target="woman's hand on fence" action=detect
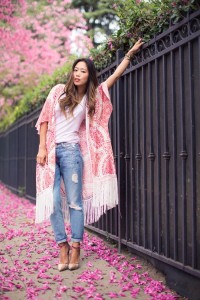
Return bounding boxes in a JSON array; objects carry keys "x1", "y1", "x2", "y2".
[
  {"x1": 127, "y1": 38, "x2": 144, "y2": 57},
  {"x1": 36, "y1": 147, "x2": 48, "y2": 166}
]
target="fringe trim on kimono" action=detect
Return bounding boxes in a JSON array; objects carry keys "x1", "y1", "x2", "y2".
[
  {"x1": 35, "y1": 186, "x2": 54, "y2": 223},
  {"x1": 83, "y1": 174, "x2": 118, "y2": 224},
  {"x1": 35, "y1": 175, "x2": 118, "y2": 225}
]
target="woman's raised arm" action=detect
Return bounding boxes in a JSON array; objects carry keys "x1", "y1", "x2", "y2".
[{"x1": 105, "y1": 38, "x2": 144, "y2": 89}]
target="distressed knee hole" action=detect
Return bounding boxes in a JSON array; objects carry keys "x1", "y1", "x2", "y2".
[
  {"x1": 72, "y1": 173, "x2": 78, "y2": 183},
  {"x1": 69, "y1": 204, "x2": 82, "y2": 210}
]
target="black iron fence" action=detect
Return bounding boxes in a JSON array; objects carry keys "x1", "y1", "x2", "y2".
[
  {"x1": 0, "y1": 108, "x2": 40, "y2": 201},
  {"x1": 0, "y1": 10, "x2": 200, "y2": 299}
]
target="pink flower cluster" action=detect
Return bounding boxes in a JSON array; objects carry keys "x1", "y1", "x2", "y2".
[{"x1": 0, "y1": 0, "x2": 93, "y2": 116}]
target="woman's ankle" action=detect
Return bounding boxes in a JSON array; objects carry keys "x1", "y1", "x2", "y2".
[
  {"x1": 58, "y1": 241, "x2": 70, "y2": 248},
  {"x1": 72, "y1": 242, "x2": 80, "y2": 248},
  {"x1": 59, "y1": 242, "x2": 70, "y2": 264}
]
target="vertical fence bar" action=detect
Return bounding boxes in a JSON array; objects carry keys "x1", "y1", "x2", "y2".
[
  {"x1": 16, "y1": 126, "x2": 19, "y2": 193},
  {"x1": 135, "y1": 68, "x2": 142, "y2": 246},
  {"x1": 148, "y1": 62, "x2": 155, "y2": 251},
  {"x1": 124, "y1": 75, "x2": 129, "y2": 241},
  {"x1": 162, "y1": 54, "x2": 170, "y2": 257},
  {"x1": 129, "y1": 72, "x2": 134, "y2": 242},
  {"x1": 123, "y1": 76, "x2": 129, "y2": 241},
  {"x1": 188, "y1": 41, "x2": 197, "y2": 268},
  {"x1": 142, "y1": 66, "x2": 147, "y2": 248},
  {"x1": 113, "y1": 81, "x2": 119, "y2": 237},
  {"x1": 116, "y1": 49, "x2": 124, "y2": 253},
  {"x1": 179, "y1": 46, "x2": 187, "y2": 265},
  {"x1": 24, "y1": 117, "x2": 27, "y2": 197},
  {"x1": 155, "y1": 58, "x2": 162, "y2": 254},
  {"x1": 171, "y1": 50, "x2": 178, "y2": 261},
  {"x1": 8, "y1": 133, "x2": 10, "y2": 187}
]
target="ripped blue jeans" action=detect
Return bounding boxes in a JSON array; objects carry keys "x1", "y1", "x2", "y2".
[{"x1": 50, "y1": 142, "x2": 84, "y2": 244}]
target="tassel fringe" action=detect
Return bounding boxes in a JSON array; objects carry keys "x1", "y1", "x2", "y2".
[
  {"x1": 83, "y1": 175, "x2": 119, "y2": 224},
  {"x1": 35, "y1": 186, "x2": 54, "y2": 223},
  {"x1": 35, "y1": 175, "x2": 118, "y2": 225}
]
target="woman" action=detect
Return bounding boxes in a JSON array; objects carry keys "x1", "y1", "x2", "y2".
[{"x1": 36, "y1": 39, "x2": 144, "y2": 272}]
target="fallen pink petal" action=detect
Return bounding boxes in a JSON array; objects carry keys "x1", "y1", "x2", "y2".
[{"x1": 0, "y1": 184, "x2": 182, "y2": 299}]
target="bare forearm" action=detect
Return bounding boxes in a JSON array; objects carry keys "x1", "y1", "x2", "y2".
[
  {"x1": 37, "y1": 122, "x2": 48, "y2": 165},
  {"x1": 106, "y1": 38, "x2": 144, "y2": 89},
  {"x1": 106, "y1": 54, "x2": 134, "y2": 89},
  {"x1": 113, "y1": 53, "x2": 134, "y2": 80},
  {"x1": 39, "y1": 122, "x2": 48, "y2": 149}
]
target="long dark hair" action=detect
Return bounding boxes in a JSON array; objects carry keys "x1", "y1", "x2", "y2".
[{"x1": 59, "y1": 58, "x2": 98, "y2": 118}]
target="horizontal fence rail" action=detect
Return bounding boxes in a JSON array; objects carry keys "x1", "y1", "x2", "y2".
[{"x1": 0, "y1": 10, "x2": 200, "y2": 299}]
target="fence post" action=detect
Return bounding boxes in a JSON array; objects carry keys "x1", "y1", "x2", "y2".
[
  {"x1": 116, "y1": 48, "x2": 124, "y2": 253},
  {"x1": 24, "y1": 115, "x2": 27, "y2": 198}
]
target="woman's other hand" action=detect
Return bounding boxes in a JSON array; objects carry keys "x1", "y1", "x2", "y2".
[{"x1": 36, "y1": 146, "x2": 48, "y2": 166}]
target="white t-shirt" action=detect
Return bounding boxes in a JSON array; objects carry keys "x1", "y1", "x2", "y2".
[{"x1": 55, "y1": 95, "x2": 86, "y2": 144}]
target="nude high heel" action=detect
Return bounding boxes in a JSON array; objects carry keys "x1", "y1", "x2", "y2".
[
  {"x1": 58, "y1": 242, "x2": 70, "y2": 272},
  {"x1": 68, "y1": 244, "x2": 80, "y2": 271}
]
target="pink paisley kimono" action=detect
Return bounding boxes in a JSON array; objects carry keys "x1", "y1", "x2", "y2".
[{"x1": 35, "y1": 82, "x2": 118, "y2": 224}]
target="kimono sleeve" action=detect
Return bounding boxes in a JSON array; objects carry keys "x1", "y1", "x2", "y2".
[
  {"x1": 98, "y1": 81, "x2": 111, "y2": 103},
  {"x1": 35, "y1": 85, "x2": 57, "y2": 134},
  {"x1": 95, "y1": 81, "x2": 113, "y2": 122}
]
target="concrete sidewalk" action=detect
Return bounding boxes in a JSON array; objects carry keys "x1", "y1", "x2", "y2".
[{"x1": 0, "y1": 184, "x2": 182, "y2": 300}]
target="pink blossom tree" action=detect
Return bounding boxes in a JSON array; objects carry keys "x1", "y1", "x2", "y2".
[{"x1": 0, "y1": 0, "x2": 92, "y2": 118}]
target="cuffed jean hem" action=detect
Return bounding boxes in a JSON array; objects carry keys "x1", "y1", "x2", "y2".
[
  {"x1": 57, "y1": 239, "x2": 67, "y2": 245},
  {"x1": 71, "y1": 238, "x2": 82, "y2": 242}
]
